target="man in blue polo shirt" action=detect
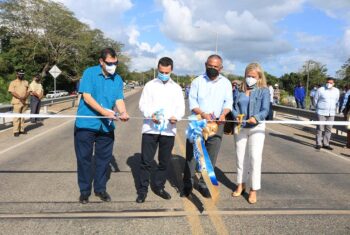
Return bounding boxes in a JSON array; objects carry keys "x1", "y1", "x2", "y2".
[{"x1": 75, "y1": 48, "x2": 129, "y2": 204}]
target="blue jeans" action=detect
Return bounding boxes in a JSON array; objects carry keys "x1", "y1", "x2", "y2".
[
  {"x1": 74, "y1": 128, "x2": 114, "y2": 195},
  {"x1": 295, "y1": 98, "x2": 305, "y2": 109}
]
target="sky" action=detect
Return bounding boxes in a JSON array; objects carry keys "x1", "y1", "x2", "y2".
[{"x1": 54, "y1": 0, "x2": 350, "y2": 77}]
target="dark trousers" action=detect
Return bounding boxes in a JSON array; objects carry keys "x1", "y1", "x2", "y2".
[
  {"x1": 30, "y1": 95, "x2": 41, "y2": 123},
  {"x1": 137, "y1": 134, "x2": 175, "y2": 195},
  {"x1": 183, "y1": 124, "x2": 224, "y2": 189},
  {"x1": 74, "y1": 128, "x2": 114, "y2": 196},
  {"x1": 295, "y1": 98, "x2": 305, "y2": 109}
]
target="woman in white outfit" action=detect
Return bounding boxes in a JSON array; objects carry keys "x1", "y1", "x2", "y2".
[{"x1": 231, "y1": 63, "x2": 270, "y2": 204}]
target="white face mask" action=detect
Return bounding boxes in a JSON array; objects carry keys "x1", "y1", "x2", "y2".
[
  {"x1": 326, "y1": 83, "x2": 333, "y2": 89},
  {"x1": 246, "y1": 76, "x2": 258, "y2": 87},
  {"x1": 105, "y1": 64, "x2": 117, "y2": 75}
]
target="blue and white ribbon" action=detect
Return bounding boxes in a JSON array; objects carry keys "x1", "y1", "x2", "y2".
[
  {"x1": 154, "y1": 109, "x2": 168, "y2": 132},
  {"x1": 186, "y1": 115, "x2": 219, "y2": 186}
]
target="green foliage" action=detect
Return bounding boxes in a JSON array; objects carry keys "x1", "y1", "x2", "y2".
[{"x1": 0, "y1": 0, "x2": 128, "y2": 102}]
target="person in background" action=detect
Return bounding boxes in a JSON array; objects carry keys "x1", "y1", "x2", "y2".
[
  {"x1": 29, "y1": 74, "x2": 44, "y2": 123},
  {"x1": 273, "y1": 84, "x2": 280, "y2": 104},
  {"x1": 267, "y1": 82, "x2": 274, "y2": 120},
  {"x1": 294, "y1": 82, "x2": 306, "y2": 109},
  {"x1": 185, "y1": 85, "x2": 190, "y2": 99},
  {"x1": 309, "y1": 85, "x2": 319, "y2": 110},
  {"x1": 232, "y1": 81, "x2": 239, "y2": 101},
  {"x1": 342, "y1": 96, "x2": 350, "y2": 148},
  {"x1": 136, "y1": 57, "x2": 185, "y2": 203},
  {"x1": 340, "y1": 85, "x2": 350, "y2": 114},
  {"x1": 8, "y1": 69, "x2": 29, "y2": 137},
  {"x1": 231, "y1": 62, "x2": 270, "y2": 204},
  {"x1": 314, "y1": 77, "x2": 340, "y2": 150}
]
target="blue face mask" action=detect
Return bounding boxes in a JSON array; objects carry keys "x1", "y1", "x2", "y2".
[{"x1": 158, "y1": 72, "x2": 170, "y2": 82}]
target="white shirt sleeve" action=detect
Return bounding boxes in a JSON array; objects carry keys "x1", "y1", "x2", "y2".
[{"x1": 139, "y1": 83, "x2": 153, "y2": 117}]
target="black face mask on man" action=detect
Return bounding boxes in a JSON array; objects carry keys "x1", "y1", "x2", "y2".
[
  {"x1": 18, "y1": 74, "x2": 24, "y2": 80},
  {"x1": 206, "y1": 67, "x2": 219, "y2": 79}
]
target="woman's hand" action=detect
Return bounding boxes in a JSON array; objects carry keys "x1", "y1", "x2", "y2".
[{"x1": 247, "y1": 116, "x2": 257, "y2": 124}]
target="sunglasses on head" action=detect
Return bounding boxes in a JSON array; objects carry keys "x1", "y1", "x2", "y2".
[{"x1": 104, "y1": 60, "x2": 118, "y2": 66}]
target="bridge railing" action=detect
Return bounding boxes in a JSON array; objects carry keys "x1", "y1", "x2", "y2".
[
  {"x1": 272, "y1": 104, "x2": 347, "y2": 133},
  {"x1": 0, "y1": 95, "x2": 78, "y2": 124}
]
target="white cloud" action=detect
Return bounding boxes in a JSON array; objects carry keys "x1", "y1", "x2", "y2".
[
  {"x1": 296, "y1": 32, "x2": 324, "y2": 44},
  {"x1": 53, "y1": 0, "x2": 133, "y2": 39},
  {"x1": 342, "y1": 29, "x2": 350, "y2": 56}
]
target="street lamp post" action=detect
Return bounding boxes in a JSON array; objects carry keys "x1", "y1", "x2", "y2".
[
  {"x1": 306, "y1": 61, "x2": 314, "y2": 99},
  {"x1": 215, "y1": 31, "x2": 218, "y2": 54}
]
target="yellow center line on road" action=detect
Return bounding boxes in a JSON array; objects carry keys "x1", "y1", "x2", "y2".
[
  {"x1": 175, "y1": 132, "x2": 229, "y2": 235},
  {"x1": 175, "y1": 133, "x2": 205, "y2": 235}
]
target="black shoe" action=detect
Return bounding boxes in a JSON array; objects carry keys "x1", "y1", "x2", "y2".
[
  {"x1": 14, "y1": 133, "x2": 20, "y2": 137},
  {"x1": 79, "y1": 194, "x2": 89, "y2": 204},
  {"x1": 198, "y1": 187, "x2": 211, "y2": 198},
  {"x1": 323, "y1": 145, "x2": 333, "y2": 150},
  {"x1": 20, "y1": 131, "x2": 27, "y2": 134},
  {"x1": 315, "y1": 145, "x2": 321, "y2": 150},
  {"x1": 136, "y1": 194, "x2": 147, "y2": 203},
  {"x1": 153, "y1": 189, "x2": 171, "y2": 200},
  {"x1": 180, "y1": 187, "x2": 192, "y2": 197},
  {"x1": 95, "y1": 191, "x2": 111, "y2": 202}
]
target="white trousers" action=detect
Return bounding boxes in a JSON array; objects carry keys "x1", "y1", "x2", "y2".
[{"x1": 234, "y1": 123, "x2": 265, "y2": 190}]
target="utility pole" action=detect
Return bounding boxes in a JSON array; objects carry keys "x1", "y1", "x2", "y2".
[{"x1": 215, "y1": 31, "x2": 218, "y2": 54}]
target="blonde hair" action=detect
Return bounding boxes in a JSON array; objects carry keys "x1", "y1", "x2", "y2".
[{"x1": 241, "y1": 62, "x2": 267, "y2": 92}]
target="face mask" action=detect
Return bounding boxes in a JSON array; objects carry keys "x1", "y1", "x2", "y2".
[
  {"x1": 246, "y1": 76, "x2": 258, "y2": 88},
  {"x1": 105, "y1": 64, "x2": 117, "y2": 75},
  {"x1": 18, "y1": 75, "x2": 24, "y2": 80},
  {"x1": 206, "y1": 67, "x2": 219, "y2": 79},
  {"x1": 158, "y1": 72, "x2": 170, "y2": 82},
  {"x1": 326, "y1": 83, "x2": 333, "y2": 89}
]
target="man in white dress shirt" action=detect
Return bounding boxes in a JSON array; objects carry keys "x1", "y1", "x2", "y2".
[{"x1": 136, "y1": 57, "x2": 185, "y2": 203}]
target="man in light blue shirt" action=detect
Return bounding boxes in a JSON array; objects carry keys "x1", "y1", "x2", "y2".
[
  {"x1": 182, "y1": 54, "x2": 233, "y2": 198},
  {"x1": 314, "y1": 77, "x2": 339, "y2": 150}
]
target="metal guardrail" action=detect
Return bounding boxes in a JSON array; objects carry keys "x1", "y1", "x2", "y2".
[
  {"x1": 272, "y1": 104, "x2": 347, "y2": 132},
  {"x1": 0, "y1": 95, "x2": 78, "y2": 124}
]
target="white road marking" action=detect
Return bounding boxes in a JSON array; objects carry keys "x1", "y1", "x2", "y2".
[
  {"x1": 266, "y1": 127, "x2": 350, "y2": 163},
  {"x1": 0, "y1": 119, "x2": 73, "y2": 157}
]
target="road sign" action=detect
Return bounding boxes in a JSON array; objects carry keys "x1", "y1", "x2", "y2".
[
  {"x1": 49, "y1": 65, "x2": 62, "y2": 79},
  {"x1": 49, "y1": 65, "x2": 62, "y2": 95}
]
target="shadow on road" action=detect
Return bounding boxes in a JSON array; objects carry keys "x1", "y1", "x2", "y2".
[
  {"x1": 167, "y1": 154, "x2": 185, "y2": 194},
  {"x1": 269, "y1": 132, "x2": 314, "y2": 148},
  {"x1": 215, "y1": 167, "x2": 235, "y2": 192},
  {"x1": 126, "y1": 153, "x2": 142, "y2": 192}
]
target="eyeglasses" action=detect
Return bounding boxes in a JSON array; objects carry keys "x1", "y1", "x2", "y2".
[{"x1": 104, "y1": 60, "x2": 118, "y2": 66}]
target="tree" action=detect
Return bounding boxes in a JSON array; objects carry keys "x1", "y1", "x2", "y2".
[{"x1": 0, "y1": 0, "x2": 128, "y2": 102}]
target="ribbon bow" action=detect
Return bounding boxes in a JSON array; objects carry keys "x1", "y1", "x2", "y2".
[{"x1": 186, "y1": 115, "x2": 219, "y2": 201}]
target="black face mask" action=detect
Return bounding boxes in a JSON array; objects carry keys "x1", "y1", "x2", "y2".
[
  {"x1": 206, "y1": 67, "x2": 219, "y2": 79},
  {"x1": 18, "y1": 75, "x2": 24, "y2": 80}
]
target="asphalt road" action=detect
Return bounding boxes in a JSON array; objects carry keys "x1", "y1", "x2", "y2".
[{"x1": 0, "y1": 88, "x2": 349, "y2": 235}]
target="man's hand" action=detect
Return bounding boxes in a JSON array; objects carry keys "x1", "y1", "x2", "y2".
[
  {"x1": 247, "y1": 116, "x2": 257, "y2": 124},
  {"x1": 102, "y1": 109, "x2": 117, "y2": 120},
  {"x1": 119, "y1": 112, "x2": 129, "y2": 122},
  {"x1": 152, "y1": 113, "x2": 160, "y2": 124},
  {"x1": 169, "y1": 116, "x2": 177, "y2": 124},
  {"x1": 200, "y1": 112, "x2": 213, "y2": 121}
]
